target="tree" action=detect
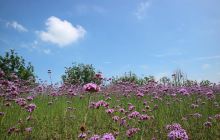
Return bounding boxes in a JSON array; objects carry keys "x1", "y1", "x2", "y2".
[
  {"x1": 160, "y1": 76, "x2": 170, "y2": 85},
  {"x1": 172, "y1": 69, "x2": 187, "y2": 86},
  {"x1": 111, "y1": 71, "x2": 151, "y2": 85},
  {"x1": 62, "y1": 63, "x2": 102, "y2": 85},
  {"x1": 0, "y1": 49, "x2": 35, "y2": 81},
  {"x1": 200, "y1": 80, "x2": 212, "y2": 87}
]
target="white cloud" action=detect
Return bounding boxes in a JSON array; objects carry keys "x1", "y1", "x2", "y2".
[
  {"x1": 38, "y1": 16, "x2": 86, "y2": 47},
  {"x1": 6, "y1": 21, "x2": 28, "y2": 32},
  {"x1": 134, "y1": 1, "x2": 151, "y2": 20}
]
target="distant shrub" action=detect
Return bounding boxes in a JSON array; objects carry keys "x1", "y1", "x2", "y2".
[
  {"x1": 0, "y1": 49, "x2": 35, "y2": 82},
  {"x1": 62, "y1": 63, "x2": 102, "y2": 85},
  {"x1": 111, "y1": 71, "x2": 155, "y2": 85}
]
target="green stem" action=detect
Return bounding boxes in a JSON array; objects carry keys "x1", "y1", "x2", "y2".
[{"x1": 83, "y1": 93, "x2": 91, "y2": 125}]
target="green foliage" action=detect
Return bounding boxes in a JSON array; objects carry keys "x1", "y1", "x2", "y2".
[
  {"x1": 0, "y1": 94, "x2": 219, "y2": 139},
  {"x1": 0, "y1": 49, "x2": 35, "y2": 81},
  {"x1": 200, "y1": 80, "x2": 212, "y2": 87},
  {"x1": 62, "y1": 63, "x2": 101, "y2": 85},
  {"x1": 111, "y1": 71, "x2": 155, "y2": 85},
  {"x1": 159, "y1": 76, "x2": 171, "y2": 85}
]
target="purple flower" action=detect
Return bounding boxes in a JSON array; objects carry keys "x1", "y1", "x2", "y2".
[
  {"x1": 95, "y1": 73, "x2": 103, "y2": 80},
  {"x1": 78, "y1": 133, "x2": 87, "y2": 139},
  {"x1": 26, "y1": 103, "x2": 36, "y2": 112},
  {"x1": 168, "y1": 129, "x2": 188, "y2": 140},
  {"x1": 126, "y1": 128, "x2": 140, "y2": 138},
  {"x1": 139, "y1": 114, "x2": 150, "y2": 120},
  {"x1": 0, "y1": 112, "x2": 5, "y2": 116},
  {"x1": 106, "y1": 109, "x2": 114, "y2": 114},
  {"x1": 27, "y1": 96, "x2": 34, "y2": 101},
  {"x1": 128, "y1": 111, "x2": 140, "y2": 119},
  {"x1": 89, "y1": 135, "x2": 100, "y2": 140},
  {"x1": 166, "y1": 123, "x2": 182, "y2": 131},
  {"x1": 128, "y1": 105, "x2": 135, "y2": 111},
  {"x1": 95, "y1": 100, "x2": 109, "y2": 108},
  {"x1": 120, "y1": 117, "x2": 127, "y2": 126},
  {"x1": 204, "y1": 121, "x2": 212, "y2": 128},
  {"x1": 25, "y1": 127, "x2": 32, "y2": 132},
  {"x1": 112, "y1": 116, "x2": 120, "y2": 122},
  {"x1": 15, "y1": 98, "x2": 27, "y2": 107},
  {"x1": 136, "y1": 91, "x2": 144, "y2": 97},
  {"x1": 101, "y1": 133, "x2": 115, "y2": 140},
  {"x1": 166, "y1": 123, "x2": 188, "y2": 140},
  {"x1": 118, "y1": 108, "x2": 125, "y2": 113},
  {"x1": 178, "y1": 88, "x2": 189, "y2": 96},
  {"x1": 51, "y1": 92, "x2": 58, "y2": 96},
  {"x1": 68, "y1": 88, "x2": 76, "y2": 96},
  {"x1": 83, "y1": 83, "x2": 100, "y2": 92}
]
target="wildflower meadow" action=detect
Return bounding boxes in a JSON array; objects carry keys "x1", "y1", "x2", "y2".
[{"x1": 0, "y1": 67, "x2": 220, "y2": 140}]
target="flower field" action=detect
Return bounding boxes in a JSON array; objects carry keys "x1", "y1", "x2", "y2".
[{"x1": 0, "y1": 72, "x2": 220, "y2": 140}]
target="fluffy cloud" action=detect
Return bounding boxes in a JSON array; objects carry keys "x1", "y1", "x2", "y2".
[
  {"x1": 6, "y1": 21, "x2": 28, "y2": 32},
  {"x1": 38, "y1": 16, "x2": 86, "y2": 47}
]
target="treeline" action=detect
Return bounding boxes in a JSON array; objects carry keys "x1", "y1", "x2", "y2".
[{"x1": 0, "y1": 50, "x2": 214, "y2": 87}]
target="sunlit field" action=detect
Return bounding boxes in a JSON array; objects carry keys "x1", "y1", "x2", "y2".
[
  {"x1": 1, "y1": 76, "x2": 220, "y2": 140},
  {"x1": 1, "y1": 1, "x2": 220, "y2": 139}
]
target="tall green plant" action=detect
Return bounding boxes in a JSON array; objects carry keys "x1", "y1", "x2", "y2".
[
  {"x1": 0, "y1": 49, "x2": 35, "y2": 81},
  {"x1": 62, "y1": 63, "x2": 102, "y2": 85}
]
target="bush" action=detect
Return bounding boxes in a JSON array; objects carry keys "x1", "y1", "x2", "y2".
[
  {"x1": 62, "y1": 63, "x2": 102, "y2": 85},
  {"x1": 0, "y1": 49, "x2": 35, "y2": 81},
  {"x1": 111, "y1": 71, "x2": 155, "y2": 85}
]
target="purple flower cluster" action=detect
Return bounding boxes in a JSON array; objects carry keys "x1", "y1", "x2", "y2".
[
  {"x1": 166, "y1": 123, "x2": 188, "y2": 140},
  {"x1": 126, "y1": 128, "x2": 140, "y2": 137},
  {"x1": 178, "y1": 88, "x2": 189, "y2": 96},
  {"x1": 106, "y1": 109, "x2": 114, "y2": 114},
  {"x1": 128, "y1": 111, "x2": 140, "y2": 119},
  {"x1": 92, "y1": 100, "x2": 109, "y2": 109},
  {"x1": 101, "y1": 133, "x2": 115, "y2": 140},
  {"x1": 112, "y1": 116, "x2": 120, "y2": 122},
  {"x1": 83, "y1": 83, "x2": 100, "y2": 92},
  {"x1": 89, "y1": 134, "x2": 100, "y2": 140},
  {"x1": 139, "y1": 114, "x2": 150, "y2": 120},
  {"x1": 26, "y1": 103, "x2": 37, "y2": 112},
  {"x1": 27, "y1": 96, "x2": 34, "y2": 101},
  {"x1": 128, "y1": 104, "x2": 135, "y2": 111},
  {"x1": 136, "y1": 91, "x2": 144, "y2": 97},
  {"x1": 166, "y1": 123, "x2": 182, "y2": 131},
  {"x1": 89, "y1": 133, "x2": 115, "y2": 140},
  {"x1": 15, "y1": 98, "x2": 27, "y2": 107}
]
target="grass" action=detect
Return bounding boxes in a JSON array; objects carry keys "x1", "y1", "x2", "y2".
[{"x1": 0, "y1": 93, "x2": 220, "y2": 140}]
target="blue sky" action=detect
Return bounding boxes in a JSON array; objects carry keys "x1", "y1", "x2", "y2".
[{"x1": 0, "y1": 0, "x2": 220, "y2": 83}]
